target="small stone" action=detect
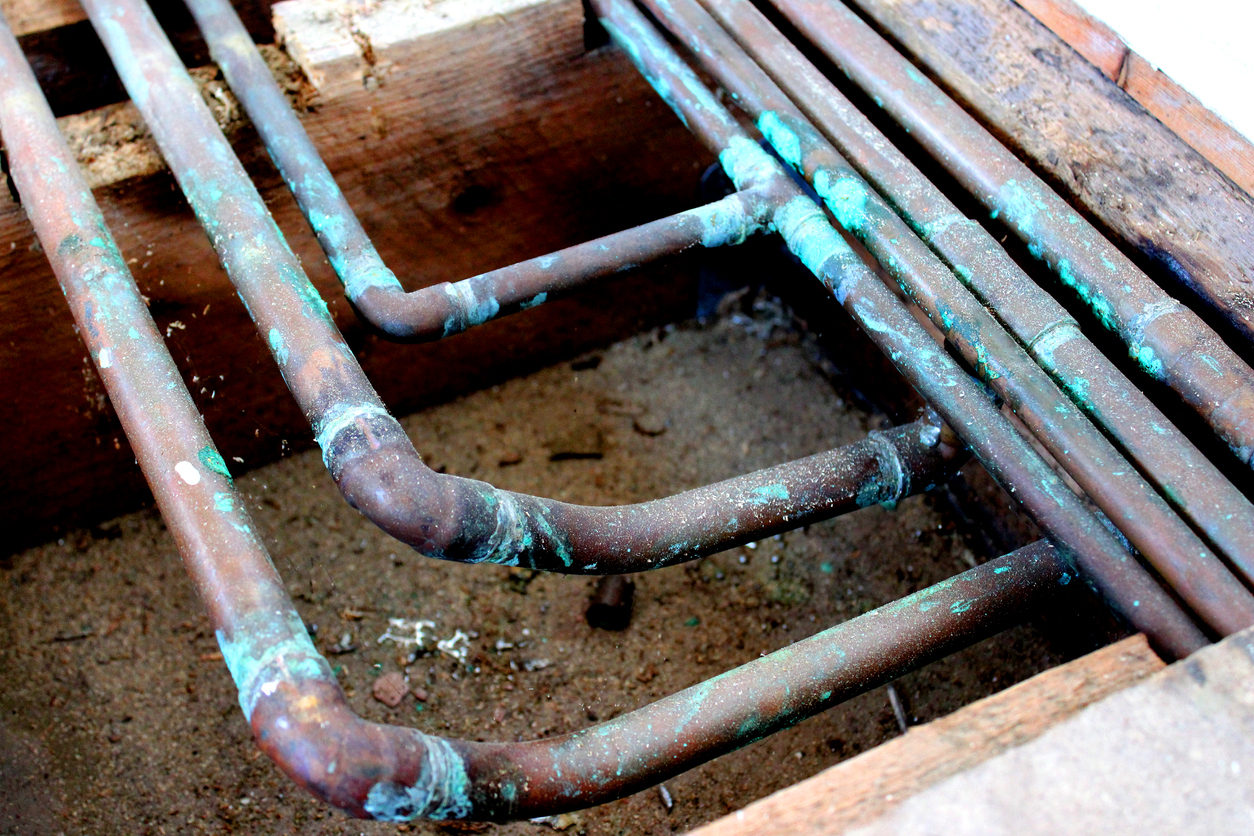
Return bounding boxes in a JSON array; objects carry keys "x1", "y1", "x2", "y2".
[
  {"x1": 372, "y1": 671, "x2": 407, "y2": 708},
  {"x1": 498, "y1": 450, "x2": 523, "y2": 466},
  {"x1": 632, "y1": 412, "x2": 667, "y2": 436},
  {"x1": 493, "y1": 705, "x2": 507, "y2": 724},
  {"x1": 412, "y1": 686, "x2": 429, "y2": 702}
]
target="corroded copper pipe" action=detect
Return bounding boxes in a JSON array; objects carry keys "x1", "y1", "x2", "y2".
[
  {"x1": 636, "y1": 0, "x2": 1254, "y2": 636},
  {"x1": 591, "y1": 0, "x2": 1204, "y2": 658},
  {"x1": 183, "y1": 0, "x2": 773, "y2": 342},
  {"x1": 82, "y1": 0, "x2": 1200, "y2": 654},
  {"x1": 698, "y1": 0, "x2": 1254, "y2": 592},
  {"x1": 0, "y1": 15, "x2": 1080, "y2": 819},
  {"x1": 774, "y1": 0, "x2": 1254, "y2": 467},
  {"x1": 78, "y1": 0, "x2": 965, "y2": 574},
  {"x1": 253, "y1": 541, "x2": 1071, "y2": 820}
]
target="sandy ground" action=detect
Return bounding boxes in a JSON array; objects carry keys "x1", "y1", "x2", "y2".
[{"x1": 0, "y1": 297, "x2": 1101, "y2": 835}]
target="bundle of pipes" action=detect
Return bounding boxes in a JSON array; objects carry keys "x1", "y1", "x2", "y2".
[{"x1": 0, "y1": 0, "x2": 1250, "y2": 822}]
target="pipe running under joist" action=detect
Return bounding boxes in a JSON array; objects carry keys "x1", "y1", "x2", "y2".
[{"x1": 1, "y1": 6, "x2": 1077, "y2": 820}]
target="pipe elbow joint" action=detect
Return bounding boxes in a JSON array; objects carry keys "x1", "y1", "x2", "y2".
[{"x1": 249, "y1": 675, "x2": 477, "y2": 821}]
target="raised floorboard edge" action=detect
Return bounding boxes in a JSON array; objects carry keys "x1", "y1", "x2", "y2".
[
  {"x1": 0, "y1": 0, "x2": 715, "y2": 549},
  {"x1": 1012, "y1": 0, "x2": 1254, "y2": 198},
  {"x1": 685, "y1": 633, "x2": 1163, "y2": 836},
  {"x1": 846, "y1": 0, "x2": 1254, "y2": 348}
]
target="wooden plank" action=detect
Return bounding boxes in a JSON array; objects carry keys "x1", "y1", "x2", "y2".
[
  {"x1": 847, "y1": 0, "x2": 1254, "y2": 346},
  {"x1": 1118, "y1": 51, "x2": 1254, "y2": 199},
  {"x1": 1012, "y1": 0, "x2": 1254, "y2": 198},
  {"x1": 0, "y1": 0, "x2": 714, "y2": 549},
  {"x1": 1011, "y1": 0, "x2": 1125, "y2": 81},
  {"x1": 686, "y1": 634, "x2": 1163, "y2": 836},
  {"x1": 0, "y1": 0, "x2": 83, "y2": 37}
]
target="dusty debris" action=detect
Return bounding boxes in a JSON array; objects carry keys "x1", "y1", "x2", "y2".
[
  {"x1": 547, "y1": 423, "x2": 605, "y2": 460},
  {"x1": 377, "y1": 618, "x2": 436, "y2": 647},
  {"x1": 530, "y1": 812, "x2": 581, "y2": 830},
  {"x1": 632, "y1": 412, "x2": 668, "y2": 436},
  {"x1": 327, "y1": 632, "x2": 356, "y2": 655}
]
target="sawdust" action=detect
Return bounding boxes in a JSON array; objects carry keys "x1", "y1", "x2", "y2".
[{"x1": 54, "y1": 44, "x2": 320, "y2": 189}]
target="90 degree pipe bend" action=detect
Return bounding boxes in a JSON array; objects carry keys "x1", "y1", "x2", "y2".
[
  {"x1": 321, "y1": 406, "x2": 967, "y2": 573},
  {"x1": 230, "y1": 542, "x2": 1068, "y2": 822}
]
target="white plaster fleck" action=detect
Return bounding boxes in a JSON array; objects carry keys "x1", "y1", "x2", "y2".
[{"x1": 175, "y1": 461, "x2": 201, "y2": 485}]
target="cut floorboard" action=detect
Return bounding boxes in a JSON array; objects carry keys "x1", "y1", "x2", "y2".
[{"x1": 686, "y1": 633, "x2": 1163, "y2": 836}]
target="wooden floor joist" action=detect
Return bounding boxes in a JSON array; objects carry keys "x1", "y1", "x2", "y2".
[
  {"x1": 848, "y1": 0, "x2": 1254, "y2": 347},
  {"x1": 0, "y1": 0, "x2": 712, "y2": 549}
]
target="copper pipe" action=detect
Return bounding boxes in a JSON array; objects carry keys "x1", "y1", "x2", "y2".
[
  {"x1": 77, "y1": 0, "x2": 964, "y2": 575},
  {"x1": 696, "y1": 0, "x2": 1254, "y2": 593},
  {"x1": 634, "y1": 0, "x2": 1254, "y2": 635},
  {"x1": 774, "y1": 0, "x2": 1254, "y2": 467},
  {"x1": 82, "y1": 0, "x2": 1199, "y2": 652},
  {"x1": 589, "y1": 0, "x2": 1205, "y2": 658},
  {"x1": 0, "y1": 15, "x2": 1082, "y2": 819},
  {"x1": 183, "y1": 0, "x2": 774, "y2": 342}
]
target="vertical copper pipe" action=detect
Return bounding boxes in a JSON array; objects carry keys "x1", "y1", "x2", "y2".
[
  {"x1": 774, "y1": 0, "x2": 1254, "y2": 467},
  {"x1": 696, "y1": 0, "x2": 1254, "y2": 590}
]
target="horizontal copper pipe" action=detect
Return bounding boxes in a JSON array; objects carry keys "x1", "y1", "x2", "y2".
[
  {"x1": 775, "y1": 0, "x2": 1254, "y2": 467},
  {"x1": 184, "y1": 0, "x2": 775, "y2": 342}
]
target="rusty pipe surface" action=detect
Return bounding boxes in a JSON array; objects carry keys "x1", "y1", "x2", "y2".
[
  {"x1": 774, "y1": 0, "x2": 1254, "y2": 467},
  {"x1": 0, "y1": 15, "x2": 1080, "y2": 819},
  {"x1": 183, "y1": 0, "x2": 772, "y2": 343},
  {"x1": 78, "y1": 0, "x2": 967, "y2": 574},
  {"x1": 636, "y1": 0, "x2": 1254, "y2": 635},
  {"x1": 592, "y1": 0, "x2": 1205, "y2": 658},
  {"x1": 697, "y1": 0, "x2": 1254, "y2": 592}
]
